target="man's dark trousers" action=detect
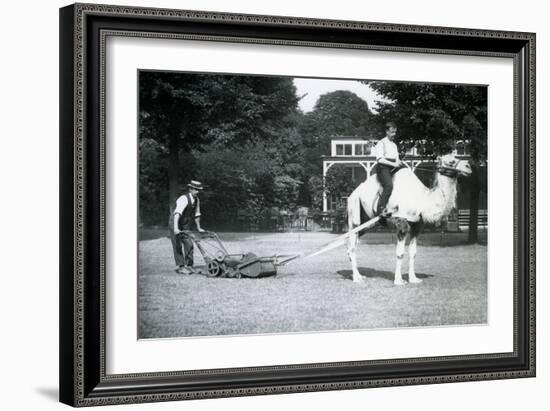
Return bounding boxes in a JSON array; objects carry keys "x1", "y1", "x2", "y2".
[
  {"x1": 169, "y1": 213, "x2": 194, "y2": 267},
  {"x1": 377, "y1": 164, "x2": 394, "y2": 215},
  {"x1": 170, "y1": 193, "x2": 199, "y2": 267},
  {"x1": 170, "y1": 231, "x2": 194, "y2": 267}
]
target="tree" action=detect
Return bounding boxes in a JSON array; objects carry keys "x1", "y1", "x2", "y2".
[
  {"x1": 139, "y1": 138, "x2": 168, "y2": 226},
  {"x1": 139, "y1": 72, "x2": 299, "y2": 198},
  {"x1": 366, "y1": 82, "x2": 487, "y2": 243},
  {"x1": 307, "y1": 175, "x2": 325, "y2": 212},
  {"x1": 324, "y1": 166, "x2": 356, "y2": 208},
  {"x1": 296, "y1": 90, "x2": 375, "y2": 210},
  {"x1": 299, "y1": 90, "x2": 375, "y2": 157},
  {"x1": 139, "y1": 72, "x2": 300, "y2": 225},
  {"x1": 272, "y1": 175, "x2": 302, "y2": 211}
]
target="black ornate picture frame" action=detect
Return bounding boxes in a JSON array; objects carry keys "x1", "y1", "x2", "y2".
[{"x1": 59, "y1": 3, "x2": 535, "y2": 407}]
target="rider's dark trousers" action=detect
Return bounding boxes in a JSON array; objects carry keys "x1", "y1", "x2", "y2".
[{"x1": 377, "y1": 164, "x2": 394, "y2": 214}]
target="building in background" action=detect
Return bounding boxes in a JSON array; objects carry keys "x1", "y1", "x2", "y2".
[{"x1": 321, "y1": 136, "x2": 487, "y2": 229}]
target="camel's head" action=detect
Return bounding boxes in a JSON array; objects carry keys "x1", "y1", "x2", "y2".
[{"x1": 437, "y1": 154, "x2": 472, "y2": 177}]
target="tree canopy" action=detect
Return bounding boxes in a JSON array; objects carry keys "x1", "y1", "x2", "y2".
[
  {"x1": 299, "y1": 90, "x2": 374, "y2": 148},
  {"x1": 366, "y1": 82, "x2": 487, "y2": 160},
  {"x1": 140, "y1": 72, "x2": 299, "y2": 149},
  {"x1": 297, "y1": 90, "x2": 374, "y2": 177},
  {"x1": 139, "y1": 71, "x2": 303, "y2": 226},
  {"x1": 138, "y1": 74, "x2": 487, "y2": 239}
]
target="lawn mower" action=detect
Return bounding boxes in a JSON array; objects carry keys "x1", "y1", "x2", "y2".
[{"x1": 178, "y1": 231, "x2": 300, "y2": 278}]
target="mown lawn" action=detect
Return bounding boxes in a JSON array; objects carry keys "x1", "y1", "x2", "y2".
[{"x1": 138, "y1": 232, "x2": 487, "y2": 338}]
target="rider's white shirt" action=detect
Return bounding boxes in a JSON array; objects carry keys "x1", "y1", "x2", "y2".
[{"x1": 374, "y1": 137, "x2": 399, "y2": 161}]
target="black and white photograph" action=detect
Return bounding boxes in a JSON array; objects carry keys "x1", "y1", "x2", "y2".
[
  {"x1": 137, "y1": 71, "x2": 488, "y2": 339},
  {"x1": 47, "y1": 0, "x2": 540, "y2": 409}
]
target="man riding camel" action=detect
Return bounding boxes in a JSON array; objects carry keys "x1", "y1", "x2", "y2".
[
  {"x1": 373, "y1": 121, "x2": 403, "y2": 222},
  {"x1": 170, "y1": 180, "x2": 206, "y2": 275}
]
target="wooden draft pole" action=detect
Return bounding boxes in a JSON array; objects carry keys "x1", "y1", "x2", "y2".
[{"x1": 304, "y1": 217, "x2": 381, "y2": 259}]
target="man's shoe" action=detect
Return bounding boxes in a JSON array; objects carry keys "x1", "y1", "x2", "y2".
[{"x1": 176, "y1": 266, "x2": 194, "y2": 275}]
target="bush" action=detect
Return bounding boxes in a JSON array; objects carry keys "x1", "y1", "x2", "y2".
[
  {"x1": 324, "y1": 166, "x2": 355, "y2": 200},
  {"x1": 139, "y1": 138, "x2": 168, "y2": 226}
]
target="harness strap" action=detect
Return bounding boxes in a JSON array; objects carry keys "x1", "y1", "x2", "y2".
[
  {"x1": 412, "y1": 165, "x2": 460, "y2": 178},
  {"x1": 437, "y1": 166, "x2": 460, "y2": 178}
]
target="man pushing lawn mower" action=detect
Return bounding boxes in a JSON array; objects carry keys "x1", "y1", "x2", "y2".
[
  {"x1": 170, "y1": 180, "x2": 206, "y2": 275},
  {"x1": 168, "y1": 179, "x2": 297, "y2": 279}
]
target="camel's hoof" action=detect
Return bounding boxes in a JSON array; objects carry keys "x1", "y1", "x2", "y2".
[
  {"x1": 409, "y1": 277, "x2": 422, "y2": 284},
  {"x1": 394, "y1": 279, "x2": 407, "y2": 286},
  {"x1": 353, "y1": 275, "x2": 365, "y2": 284}
]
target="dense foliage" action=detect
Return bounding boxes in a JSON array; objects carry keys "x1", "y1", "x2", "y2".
[
  {"x1": 298, "y1": 90, "x2": 374, "y2": 174},
  {"x1": 366, "y1": 82, "x2": 487, "y2": 160},
  {"x1": 139, "y1": 72, "x2": 486, "y2": 239},
  {"x1": 139, "y1": 71, "x2": 301, "y2": 227},
  {"x1": 139, "y1": 74, "x2": 376, "y2": 227},
  {"x1": 324, "y1": 166, "x2": 356, "y2": 208}
]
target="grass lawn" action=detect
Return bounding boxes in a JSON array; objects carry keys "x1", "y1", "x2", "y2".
[{"x1": 138, "y1": 231, "x2": 487, "y2": 339}]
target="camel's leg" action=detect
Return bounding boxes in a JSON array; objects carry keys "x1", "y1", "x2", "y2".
[
  {"x1": 408, "y1": 222, "x2": 423, "y2": 283},
  {"x1": 408, "y1": 236, "x2": 422, "y2": 283},
  {"x1": 394, "y1": 238, "x2": 407, "y2": 285},
  {"x1": 394, "y1": 219, "x2": 409, "y2": 286},
  {"x1": 347, "y1": 230, "x2": 364, "y2": 283}
]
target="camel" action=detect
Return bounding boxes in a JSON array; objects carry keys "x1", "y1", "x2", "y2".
[{"x1": 346, "y1": 153, "x2": 472, "y2": 285}]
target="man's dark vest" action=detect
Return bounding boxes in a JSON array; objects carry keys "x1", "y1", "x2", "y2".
[{"x1": 177, "y1": 193, "x2": 198, "y2": 230}]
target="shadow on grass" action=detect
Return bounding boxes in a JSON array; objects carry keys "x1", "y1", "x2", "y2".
[{"x1": 337, "y1": 267, "x2": 434, "y2": 282}]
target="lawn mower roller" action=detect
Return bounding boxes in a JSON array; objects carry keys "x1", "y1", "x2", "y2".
[{"x1": 178, "y1": 231, "x2": 300, "y2": 278}]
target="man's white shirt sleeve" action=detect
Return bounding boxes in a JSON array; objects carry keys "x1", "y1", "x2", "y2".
[
  {"x1": 174, "y1": 195, "x2": 188, "y2": 215},
  {"x1": 174, "y1": 195, "x2": 201, "y2": 218},
  {"x1": 194, "y1": 199, "x2": 201, "y2": 218}
]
